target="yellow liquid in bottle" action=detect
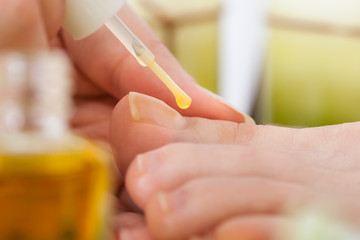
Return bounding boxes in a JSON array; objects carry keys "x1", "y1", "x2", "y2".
[{"x1": 0, "y1": 134, "x2": 110, "y2": 240}]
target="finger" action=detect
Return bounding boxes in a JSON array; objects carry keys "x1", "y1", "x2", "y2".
[
  {"x1": 145, "y1": 177, "x2": 313, "y2": 240},
  {"x1": 126, "y1": 142, "x2": 328, "y2": 208},
  {"x1": 62, "y1": 5, "x2": 248, "y2": 122},
  {"x1": 38, "y1": 0, "x2": 65, "y2": 39},
  {"x1": 111, "y1": 92, "x2": 253, "y2": 174},
  {"x1": 114, "y1": 93, "x2": 360, "y2": 200},
  {"x1": 71, "y1": 96, "x2": 117, "y2": 141},
  {"x1": 113, "y1": 213, "x2": 155, "y2": 240},
  {"x1": 73, "y1": 70, "x2": 108, "y2": 97},
  {"x1": 111, "y1": 92, "x2": 360, "y2": 172},
  {"x1": 213, "y1": 216, "x2": 290, "y2": 240},
  {"x1": 118, "y1": 188, "x2": 143, "y2": 214},
  {"x1": 0, "y1": 0, "x2": 47, "y2": 49}
]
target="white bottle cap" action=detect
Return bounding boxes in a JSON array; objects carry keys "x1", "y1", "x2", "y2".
[{"x1": 63, "y1": 0, "x2": 125, "y2": 40}]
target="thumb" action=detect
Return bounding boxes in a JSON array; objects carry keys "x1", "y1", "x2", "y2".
[
  {"x1": 0, "y1": 0, "x2": 65, "y2": 50},
  {"x1": 110, "y1": 92, "x2": 254, "y2": 176},
  {"x1": 38, "y1": 0, "x2": 65, "y2": 40},
  {"x1": 0, "y1": 0, "x2": 47, "y2": 49},
  {"x1": 62, "y1": 5, "x2": 251, "y2": 123},
  {"x1": 183, "y1": 83, "x2": 252, "y2": 122}
]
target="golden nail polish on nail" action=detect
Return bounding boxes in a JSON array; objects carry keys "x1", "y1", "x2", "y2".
[{"x1": 157, "y1": 192, "x2": 169, "y2": 212}]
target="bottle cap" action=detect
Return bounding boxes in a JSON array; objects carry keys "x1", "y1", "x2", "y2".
[
  {"x1": 0, "y1": 51, "x2": 73, "y2": 136},
  {"x1": 63, "y1": 0, "x2": 125, "y2": 39}
]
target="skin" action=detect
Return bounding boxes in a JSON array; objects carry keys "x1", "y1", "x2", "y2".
[
  {"x1": 0, "y1": 0, "x2": 250, "y2": 239},
  {"x1": 116, "y1": 92, "x2": 360, "y2": 240},
  {"x1": 4, "y1": 1, "x2": 360, "y2": 240}
]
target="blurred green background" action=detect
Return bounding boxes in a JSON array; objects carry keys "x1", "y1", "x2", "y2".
[
  {"x1": 258, "y1": 0, "x2": 360, "y2": 127},
  {"x1": 128, "y1": 0, "x2": 220, "y2": 93},
  {"x1": 129, "y1": 0, "x2": 360, "y2": 128},
  {"x1": 261, "y1": 27, "x2": 360, "y2": 127}
]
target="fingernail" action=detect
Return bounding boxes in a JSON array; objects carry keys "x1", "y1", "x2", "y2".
[
  {"x1": 129, "y1": 92, "x2": 186, "y2": 129},
  {"x1": 131, "y1": 154, "x2": 163, "y2": 205},
  {"x1": 199, "y1": 86, "x2": 255, "y2": 124}
]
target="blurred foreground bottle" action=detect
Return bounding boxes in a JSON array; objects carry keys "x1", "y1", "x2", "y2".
[
  {"x1": 259, "y1": 0, "x2": 360, "y2": 127},
  {"x1": 0, "y1": 52, "x2": 111, "y2": 240},
  {"x1": 128, "y1": 0, "x2": 221, "y2": 93}
]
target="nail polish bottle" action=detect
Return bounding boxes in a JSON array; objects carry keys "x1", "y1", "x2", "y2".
[{"x1": 0, "y1": 51, "x2": 111, "y2": 240}]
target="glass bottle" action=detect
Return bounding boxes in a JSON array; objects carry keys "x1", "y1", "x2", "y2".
[{"x1": 0, "y1": 51, "x2": 111, "y2": 240}]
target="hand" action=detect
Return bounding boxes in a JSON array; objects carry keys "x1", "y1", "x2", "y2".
[
  {"x1": 62, "y1": 6, "x2": 251, "y2": 240},
  {"x1": 114, "y1": 92, "x2": 360, "y2": 240},
  {"x1": 0, "y1": 1, "x2": 252, "y2": 239}
]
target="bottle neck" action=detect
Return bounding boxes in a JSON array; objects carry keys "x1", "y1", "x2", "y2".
[{"x1": 0, "y1": 51, "x2": 73, "y2": 138}]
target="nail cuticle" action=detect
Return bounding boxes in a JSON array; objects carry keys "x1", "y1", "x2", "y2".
[{"x1": 129, "y1": 92, "x2": 141, "y2": 121}]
